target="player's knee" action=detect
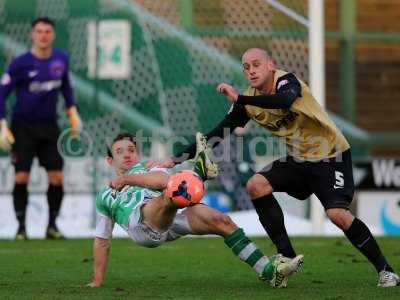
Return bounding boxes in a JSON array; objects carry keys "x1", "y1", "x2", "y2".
[
  {"x1": 208, "y1": 212, "x2": 236, "y2": 232},
  {"x1": 15, "y1": 172, "x2": 29, "y2": 184},
  {"x1": 326, "y1": 208, "x2": 354, "y2": 230},
  {"x1": 48, "y1": 171, "x2": 63, "y2": 185},
  {"x1": 246, "y1": 174, "x2": 272, "y2": 199}
]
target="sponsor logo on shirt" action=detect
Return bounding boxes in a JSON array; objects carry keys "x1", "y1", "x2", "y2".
[
  {"x1": 265, "y1": 110, "x2": 299, "y2": 131},
  {"x1": 277, "y1": 79, "x2": 289, "y2": 90},
  {"x1": 0, "y1": 73, "x2": 11, "y2": 85},
  {"x1": 28, "y1": 70, "x2": 39, "y2": 78},
  {"x1": 29, "y1": 80, "x2": 62, "y2": 93}
]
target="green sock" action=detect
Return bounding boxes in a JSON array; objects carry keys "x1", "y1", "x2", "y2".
[{"x1": 224, "y1": 228, "x2": 274, "y2": 280}]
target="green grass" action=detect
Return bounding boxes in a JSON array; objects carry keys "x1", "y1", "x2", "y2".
[{"x1": 0, "y1": 237, "x2": 399, "y2": 299}]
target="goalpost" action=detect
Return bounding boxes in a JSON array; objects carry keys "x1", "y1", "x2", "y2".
[{"x1": 308, "y1": 0, "x2": 326, "y2": 235}]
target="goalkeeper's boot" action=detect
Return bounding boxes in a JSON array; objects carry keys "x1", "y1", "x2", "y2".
[
  {"x1": 260, "y1": 254, "x2": 304, "y2": 288},
  {"x1": 46, "y1": 225, "x2": 65, "y2": 240},
  {"x1": 15, "y1": 226, "x2": 27, "y2": 241},
  {"x1": 378, "y1": 270, "x2": 400, "y2": 287},
  {"x1": 193, "y1": 132, "x2": 218, "y2": 181}
]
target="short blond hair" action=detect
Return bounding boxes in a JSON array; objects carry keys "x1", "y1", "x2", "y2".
[{"x1": 242, "y1": 48, "x2": 270, "y2": 61}]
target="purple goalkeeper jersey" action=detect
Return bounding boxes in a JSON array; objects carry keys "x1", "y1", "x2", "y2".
[{"x1": 0, "y1": 48, "x2": 76, "y2": 122}]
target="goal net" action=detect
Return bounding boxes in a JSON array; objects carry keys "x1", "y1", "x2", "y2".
[{"x1": 0, "y1": 0, "x2": 312, "y2": 214}]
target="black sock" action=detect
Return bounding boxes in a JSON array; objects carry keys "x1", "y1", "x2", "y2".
[
  {"x1": 13, "y1": 183, "x2": 28, "y2": 230},
  {"x1": 47, "y1": 184, "x2": 64, "y2": 228},
  {"x1": 252, "y1": 194, "x2": 296, "y2": 258},
  {"x1": 344, "y1": 218, "x2": 394, "y2": 273}
]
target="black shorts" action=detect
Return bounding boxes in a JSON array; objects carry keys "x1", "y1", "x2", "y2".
[
  {"x1": 258, "y1": 150, "x2": 355, "y2": 210},
  {"x1": 11, "y1": 121, "x2": 63, "y2": 172}
]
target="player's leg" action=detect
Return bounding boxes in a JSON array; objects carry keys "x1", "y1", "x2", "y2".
[
  {"x1": 312, "y1": 150, "x2": 399, "y2": 287},
  {"x1": 248, "y1": 157, "x2": 310, "y2": 259},
  {"x1": 126, "y1": 195, "x2": 181, "y2": 248},
  {"x1": 11, "y1": 122, "x2": 35, "y2": 240},
  {"x1": 13, "y1": 171, "x2": 30, "y2": 240},
  {"x1": 37, "y1": 122, "x2": 65, "y2": 239},
  {"x1": 182, "y1": 204, "x2": 303, "y2": 287},
  {"x1": 188, "y1": 134, "x2": 302, "y2": 284},
  {"x1": 325, "y1": 208, "x2": 399, "y2": 287},
  {"x1": 46, "y1": 170, "x2": 64, "y2": 239},
  {"x1": 133, "y1": 147, "x2": 212, "y2": 247},
  {"x1": 191, "y1": 133, "x2": 304, "y2": 285},
  {"x1": 192, "y1": 132, "x2": 218, "y2": 181},
  {"x1": 141, "y1": 195, "x2": 179, "y2": 233}
]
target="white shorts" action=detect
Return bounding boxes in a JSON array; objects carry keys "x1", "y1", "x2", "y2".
[{"x1": 127, "y1": 205, "x2": 193, "y2": 248}]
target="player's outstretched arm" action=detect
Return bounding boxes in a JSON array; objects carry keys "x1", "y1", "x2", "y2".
[
  {"x1": 220, "y1": 73, "x2": 302, "y2": 109},
  {"x1": 110, "y1": 171, "x2": 169, "y2": 191},
  {"x1": 88, "y1": 237, "x2": 111, "y2": 288},
  {"x1": 148, "y1": 86, "x2": 250, "y2": 169},
  {"x1": 170, "y1": 105, "x2": 250, "y2": 167}
]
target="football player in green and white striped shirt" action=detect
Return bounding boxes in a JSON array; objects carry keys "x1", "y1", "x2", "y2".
[{"x1": 87, "y1": 133, "x2": 303, "y2": 288}]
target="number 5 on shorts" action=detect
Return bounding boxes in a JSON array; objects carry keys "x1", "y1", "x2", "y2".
[{"x1": 334, "y1": 171, "x2": 344, "y2": 189}]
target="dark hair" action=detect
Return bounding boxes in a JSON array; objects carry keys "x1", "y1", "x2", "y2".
[
  {"x1": 107, "y1": 133, "x2": 136, "y2": 157},
  {"x1": 31, "y1": 17, "x2": 55, "y2": 29}
]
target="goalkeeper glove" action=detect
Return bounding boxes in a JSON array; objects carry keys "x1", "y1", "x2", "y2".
[
  {"x1": 67, "y1": 106, "x2": 83, "y2": 136},
  {"x1": 0, "y1": 119, "x2": 15, "y2": 151}
]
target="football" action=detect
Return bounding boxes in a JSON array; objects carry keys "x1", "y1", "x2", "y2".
[{"x1": 165, "y1": 170, "x2": 205, "y2": 207}]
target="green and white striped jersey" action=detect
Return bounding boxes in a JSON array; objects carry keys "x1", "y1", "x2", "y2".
[{"x1": 95, "y1": 163, "x2": 167, "y2": 227}]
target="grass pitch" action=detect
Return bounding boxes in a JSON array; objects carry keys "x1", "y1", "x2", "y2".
[{"x1": 0, "y1": 237, "x2": 399, "y2": 299}]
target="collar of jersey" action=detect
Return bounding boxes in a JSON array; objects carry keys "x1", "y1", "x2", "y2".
[{"x1": 125, "y1": 162, "x2": 146, "y2": 175}]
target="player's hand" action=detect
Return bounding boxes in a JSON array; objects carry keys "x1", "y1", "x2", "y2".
[
  {"x1": 217, "y1": 83, "x2": 239, "y2": 103},
  {"x1": 67, "y1": 106, "x2": 83, "y2": 137},
  {"x1": 147, "y1": 158, "x2": 175, "y2": 169},
  {"x1": 0, "y1": 119, "x2": 15, "y2": 151},
  {"x1": 109, "y1": 176, "x2": 126, "y2": 190},
  {"x1": 86, "y1": 281, "x2": 102, "y2": 288}
]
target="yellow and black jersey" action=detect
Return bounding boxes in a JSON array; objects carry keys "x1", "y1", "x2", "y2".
[
  {"x1": 173, "y1": 69, "x2": 349, "y2": 163},
  {"x1": 241, "y1": 69, "x2": 349, "y2": 160}
]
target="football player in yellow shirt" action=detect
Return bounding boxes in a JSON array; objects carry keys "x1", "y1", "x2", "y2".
[{"x1": 151, "y1": 48, "x2": 399, "y2": 287}]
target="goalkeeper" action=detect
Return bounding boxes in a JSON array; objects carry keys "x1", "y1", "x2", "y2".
[
  {"x1": 0, "y1": 17, "x2": 82, "y2": 240},
  {"x1": 150, "y1": 48, "x2": 399, "y2": 287},
  {"x1": 87, "y1": 132, "x2": 303, "y2": 288}
]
